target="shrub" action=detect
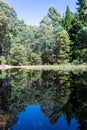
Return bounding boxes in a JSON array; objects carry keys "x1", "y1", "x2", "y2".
[
  {"x1": 9, "y1": 44, "x2": 28, "y2": 65},
  {"x1": 0, "y1": 56, "x2": 6, "y2": 64},
  {"x1": 28, "y1": 53, "x2": 42, "y2": 65}
]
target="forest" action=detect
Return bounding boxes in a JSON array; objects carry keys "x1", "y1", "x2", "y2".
[{"x1": 0, "y1": 0, "x2": 87, "y2": 65}]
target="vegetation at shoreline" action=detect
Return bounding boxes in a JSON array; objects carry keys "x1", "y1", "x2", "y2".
[
  {"x1": 0, "y1": 64, "x2": 87, "y2": 71},
  {"x1": 0, "y1": 0, "x2": 87, "y2": 65}
]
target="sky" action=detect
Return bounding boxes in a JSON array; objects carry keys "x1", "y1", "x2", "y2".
[{"x1": 4, "y1": 0, "x2": 77, "y2": 26}]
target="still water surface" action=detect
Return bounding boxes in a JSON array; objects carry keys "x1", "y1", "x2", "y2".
[{"x1": 0, "y1": 69, "x2": 87, "y2": 130}]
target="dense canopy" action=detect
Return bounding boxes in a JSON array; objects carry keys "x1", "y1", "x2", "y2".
[{"x1": 0, "y1": 0, "x2": 87, "y2": 65}]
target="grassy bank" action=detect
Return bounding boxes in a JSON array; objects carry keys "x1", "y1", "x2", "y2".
[{"x1": 0, "y1": 64, "x2": 87, "y2": 71}]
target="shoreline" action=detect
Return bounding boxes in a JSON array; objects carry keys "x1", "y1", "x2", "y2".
[{"x1": 0, "y1": 64, "x2": 87, "y2": 71}]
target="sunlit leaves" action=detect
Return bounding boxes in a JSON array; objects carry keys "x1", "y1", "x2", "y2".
[{"x1": 9, "y1": 44, "x2": 27, "y2": 65}]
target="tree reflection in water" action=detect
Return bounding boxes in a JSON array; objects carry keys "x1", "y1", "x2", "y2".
[{"x1": 0, "y1": 69, "x2": 87, "y2": 130}]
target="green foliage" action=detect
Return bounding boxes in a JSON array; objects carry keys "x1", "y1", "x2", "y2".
[
  {"x1": 63, "y1": 6, "x2": 73, "y2": 32},
  {"x1": 47, "y1": 6, "x2": 61, "y2": 27},
  {"x1": 72, "y1": 27, "x2": 87, "y2": 63},
  {"x1": 69, "y1": 15, "x2": 83, "y2": 41},
  {"x1": 0, "y1": 56, "x2": 6, "y2": 64},
  {"x1": 9, "y1": 44, "x2": 27, "y2": 65},
  {"x1": 69, "y1": 0, "x2": 87, "y2": 63},
  {"x1": 28, "y1": 53, "x2": 42, "y2": 65},
  {"x1": 74, "y1": 49, "x2": 87, "y2": 63},
  {"x1": 0, "y1": 0, "x2": 87, "y2": 65},
  {"x1": 54, "y1": 26, "x2": 70, "y2": 63},
  {"x1": 77, "y1": 26, "x2": 87, "y2": 47},
  {"x1": 0, "y1": 0, "x2": 17, "y2": 56},
  {"x1": 76, "y1": 0, "x2": 87, "y2": 25},
  {"x1": 40, "y1": 15, "x2": 51, "y2": 26},
  {"x1": 41, "y1": 34, "x2": 56, "y2": 64}
]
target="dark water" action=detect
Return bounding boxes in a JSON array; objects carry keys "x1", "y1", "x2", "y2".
[{"x1": 0, "y1": 69, "x2": 87, "y2": 130}]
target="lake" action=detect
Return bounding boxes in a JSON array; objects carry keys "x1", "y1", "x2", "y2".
[{"x1": 0, "y1": 69, "x2": 87, "y2": 130}]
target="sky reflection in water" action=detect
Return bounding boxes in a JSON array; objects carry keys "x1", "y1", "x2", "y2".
[
  {"x1": 0, "y1": 69, "x2": 87, "y2": 130},
  {"x1": 12, "y1": 105, "x2": 80, "y2": 130}
]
